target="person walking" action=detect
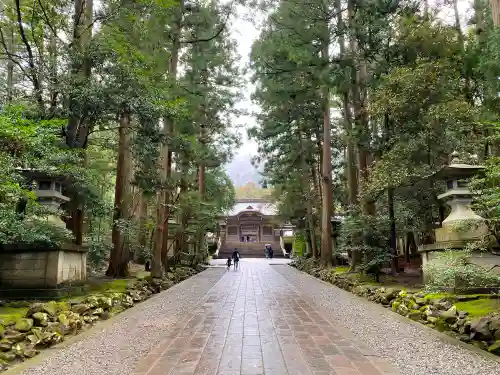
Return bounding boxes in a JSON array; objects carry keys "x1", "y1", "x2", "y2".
[
  {"x1": 232, "y1": 248, "x2": 240, "y2": 270},
  {"x1": 268, "y1": 246, "x2": 273, "y2": 259},
  {"x1": 264, "y1": 245, "x2": 269, "y2": 259},
  {"x1": 226, "y1": 256, "x2": 232, "y2": 271}
]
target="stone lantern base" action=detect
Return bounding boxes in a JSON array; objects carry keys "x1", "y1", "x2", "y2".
[{"x1": 0, "y1": 243, "x2": 87, "y2": 299}]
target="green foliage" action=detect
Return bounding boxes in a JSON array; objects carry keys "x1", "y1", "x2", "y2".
[
  {"x1": 0, "y1": 108, "x2": 77, "y2": 246},
  {"x1": 0, "y1": 209, "x2": 73, "y2": 247},
  {"x1": 454, "y1": 298, "x2": 500, "y2": 317},
  {"x1": 85, "y1": 239, "x2": 112, "y2": 276},
  {"x1": 292, "y1": 232, "x2": 306, "y2": 257},
  {"x1": 471, "y1": 124, "x2": 500, "y2": 245},
  {"x1": 338, "y1": 212, "x2": 391, "y2": 272},
  {"x1": 423, "y1": 250, "x2": 500, "y2": 293}
]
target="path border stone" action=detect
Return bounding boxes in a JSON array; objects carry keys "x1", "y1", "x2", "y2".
[
  {"x1": 290, "y1": 265, "x2": 500, "y2": 364},
  {"x1": 4, "y1": 267, "x2": 226, "y2": 375},
  {"x1": 289, "y1": 263, "x2": 500, "y2": 363},
  {"x1": 276, "y1": 264, "x2": 500, "y2": 375}
]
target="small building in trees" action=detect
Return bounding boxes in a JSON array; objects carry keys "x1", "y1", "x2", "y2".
[{"x1": 217, "y1": 198, "x2": 294, "y2": 258}]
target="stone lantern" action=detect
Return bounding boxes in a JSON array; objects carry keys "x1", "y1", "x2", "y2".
[
  {"x1": 23, "y1": 170, "x2": 70, "y2": 228},
  {"x1": 0, "y1": 169, "x2": 87, "y2": 298},
  {"x1": 431, "y1": 151, "x2": 487, "y2": 244},
  {"x1": 418, "y1": 152, "x2": 499, "y2": 279}
]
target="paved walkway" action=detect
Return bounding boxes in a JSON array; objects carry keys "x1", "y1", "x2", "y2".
[
  {"x1": 132, "y1": 261, "x2": 397, "y2": 375},
  {"x1": 16, "y1": 260, "x2": 500, "y2": 375}
]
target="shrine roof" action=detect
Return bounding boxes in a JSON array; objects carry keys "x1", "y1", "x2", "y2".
[{"x1": 224, "y1": 199, "x2": 277, "y2": 217}]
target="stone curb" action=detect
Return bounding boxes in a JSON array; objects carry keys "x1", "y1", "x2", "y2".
[
  {"x1": 1, "y1": 269, "x2": 213, "y2": 375},
  {"x1": 286, "y1": 265, "x2": 500, "y2": 365}
]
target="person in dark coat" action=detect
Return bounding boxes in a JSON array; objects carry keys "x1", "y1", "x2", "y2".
[{"x1": 232, "y1": 248, "x2": 240, "y2": 270}]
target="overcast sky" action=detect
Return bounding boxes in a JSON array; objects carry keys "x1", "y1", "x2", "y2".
[{"x1": 227, "y1": 4, "x2": 262, "y2": 158}]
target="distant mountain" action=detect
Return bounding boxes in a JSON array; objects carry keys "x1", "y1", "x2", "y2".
[{"x1": 225, "y1": 152, "x2": 262, "y2": 187}]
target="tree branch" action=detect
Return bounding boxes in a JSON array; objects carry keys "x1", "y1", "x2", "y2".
[
  {"x1": 180, "y1": 23, "x2": 226, "y2": 44},
  {"x1": 36, "y1": 0, "x2": 66, "y2": 44},
  {"x1": 0, "y1": 27, "x2": 28, "y2": 75},
  {"x1": 14, "y1": 0, "x2": 43, "y2": 109}
]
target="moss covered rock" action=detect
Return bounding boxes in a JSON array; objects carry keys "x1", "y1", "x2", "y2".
[
  {"x1": 0, "y1": 351, "x2": 15, "y2": 362},
  {"x1": 97, "y1": 296, "x2": 113, "y2": 309},
  {"x1": 439, "y1": 306, "x2": 458, "y2": 324},
  {"x1": 32, "y1": 312, "x2": 49, "y2": 327},
  {"x1": 71, "y1": 304, "x2": 90, "y2": 315},
  {"x1": 0, "y1": 340, "x2": 12, "y2": 352},
  {"x1": 27, "y1": 302, "x2": 68, "y2": 318},
  {"x1": 28, "y1": 328, "x2": 63, "y2": 348},
  {"x1": 83, "y1": 295, "x2": 100, "y2": 308},
  {"x1": 14, "y1": 318, "x2": 33, "y2": 332},
  {"x1": 57, "y1": 313, "x2": 69, "y2": 326},
  {"x1": 408, "y1": 310, "x2": 422, "y2": 321},
  {"x1": 3, "y1": 330, "x2": 26, "y2": 343},
  {"x1": 0, "y1": 265, "x2": 204, "y2": 370},
  {"x1": 488, "y1": 341, "x2": 500, "y2": 355},
  {"x1": 415, "y1": 298, "x2": 426, "y2": 306},
  {"x1": 426, "y1": 316, "x2": 438, "y2": 324},
  {"x1": 470, "y1": 317, "x2": 493, "y2": 341}
]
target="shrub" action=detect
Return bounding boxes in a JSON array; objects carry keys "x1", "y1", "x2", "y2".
[
  {"x1": 85, "y1": 238, "x2": 112, "y2": 275},
  {"x1": 423, "y1": 250, "x2": 500, "y2": 293}
]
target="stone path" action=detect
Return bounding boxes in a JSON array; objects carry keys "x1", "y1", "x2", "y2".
[
  {"x1": 15, "y1": 267, "x2": 226, "y2": 375},
  {"x1": 132, "y1": 261, "x2": 397, "y2": 375},
  {"x1": 275, "y1": 265, "x2": 500, "y2": 375},
  {"x1": 15, "y1": 260, "x2": 500, "y2": 375}
]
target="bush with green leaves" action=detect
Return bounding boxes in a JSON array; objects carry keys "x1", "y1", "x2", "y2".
[
  {"x1": 0, "y1": 106, "x2": 109, "y2": 247},
  {"x1": 338, "y1": 212, "x2": 392, "y2": 275},
  {"x1": 470, "y1": 136, "x2": 500, "y2": 247},
  {"x1": 85, "y1": 238, "x2": 112, "y2": 275},
  {"x1": 0, "y1": 208, "x2": 73, "y2": 247},
  {"x1": 423, "y1": 249, "x2": 500, "y2": 293}
]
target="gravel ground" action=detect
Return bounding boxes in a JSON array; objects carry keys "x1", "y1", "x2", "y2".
[
  {"x1": 16, "y1": 268, "x2": 225, "y2": 375},
  {"x1": 274, "y1": 265, "x2": 500, "y2": 375}
]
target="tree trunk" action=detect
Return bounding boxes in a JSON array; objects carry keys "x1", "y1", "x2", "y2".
[
  {"x1": 63, "y1": 0, "x2": 93, "y2": 245},
  {"x1": 197, "y1": 121, "x2": 207, "y2": 261},
  {"x1": 298, "y1": 123, "x2": 318, "y2": 259},
  {"x1": 138, "y1": 193, "x2": 148, "y2": 253},
  {"x1": 388, "y1": 187, "x2": 398, "y2": 275},
  {"x1": 14, "y1": 0, "x2": 43, "y2": 111},
  {"x1": 152, "y1": 1, "x2": 183, "y2": 276},
  {"x1": 490, "y1": 0, "x2": 500, "y2": 26},
  {"x1": 66, "y1": 0, "x2": 93, "y2": 148},
  {"x1": 347, "y1": 0, "x2": 365, "y2": 270},
  {"x1": 314, "y1": 127, "x2": 324, "y2": 201},
  {"x1": 48, "y1": 32, "x2": 58, "y2": 113},
  {"x1": 337, "y1": 0, "x2": 358, "y2": 209},
  {"x1": 6, "y1": 26, "x2": 14, "y2": 103},
  {"x1": 320, "y1": 12, "x2": 333, "y2": 267},
  {"x1": 160, "y1": 137, "x2": 172, "y2": 274},
  {"x1": 356, "y1": 62, "x2": 374, "y2": 217},
  {"x1": 175, "y1": 160, "x2": 189, "y2": 259},
  {"x1": 152, "y1": 121, "x2": 171, "y2": 278},
  {"x1": 107, "y1": 111, "x2": 132, "y2": 277}
]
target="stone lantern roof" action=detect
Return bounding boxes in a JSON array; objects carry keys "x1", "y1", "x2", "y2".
[
  {"x1": 429, "y1": 151, "x2": 484, "y2": 180},
  {"x1": 15, "y1": 168, "x2": 70, "y2": 227}
]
